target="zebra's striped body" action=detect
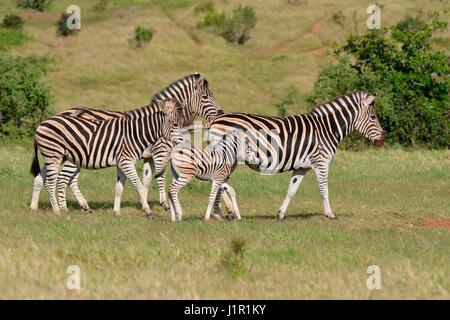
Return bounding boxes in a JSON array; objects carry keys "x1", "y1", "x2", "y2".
[
  {"x1": 168, "y1": 131, "x2": 257, "y2": 221},
  {"x1": 30, "y1": 73, "x2": 223, "y2": 214},
  {"x1": 208, "y1": 92, "x2": 385, "y2": 220},
  {"x1": 30, "y1": 99, "x2": 185, "y2": 216}
]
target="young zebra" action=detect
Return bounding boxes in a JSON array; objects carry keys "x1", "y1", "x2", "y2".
[
  {"x1": 168, "y1": 130, "x2": 258, "y2": 221},
  {"x1": 30, "y1": 73, "x2": 223, "y2": 214},
  {"x1": 207, "y1": 92, "x2": 385, "y2": 220},
  {"x1": 30, "y1": 99, "x2": 185, "y2": 217}
]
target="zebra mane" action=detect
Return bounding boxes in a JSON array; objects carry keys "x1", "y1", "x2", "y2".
[
  {"x1": 309, "y1": 91, "x2": 368, "y2": 116},
  {"x1": 150, "y1": 73, "x2": 207, "y2": 104}
]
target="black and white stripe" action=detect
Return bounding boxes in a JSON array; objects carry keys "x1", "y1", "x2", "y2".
[
  {"x1": 30, "y1": 73, "x2": 223, "y2": 213},
  {"x1": 168, "y1": 131, "x2": 257, "y2": 221},
  {"x1": 30, "y1": 99, "x2": 185, "y2": 216},
  {"x1": 207, "y1": 92, "x2": 385, "y2": 220}
]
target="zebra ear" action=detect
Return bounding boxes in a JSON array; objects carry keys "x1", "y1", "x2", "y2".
[
  {"x1": 365, "y1": 95, "x2": 376, "y2": 106},
  {"x1": 196, "y1": 74, "x2": 205, "y2": 89},
  {"x1": 158, "y1": 100, "x2": 174, "y2": 115}
]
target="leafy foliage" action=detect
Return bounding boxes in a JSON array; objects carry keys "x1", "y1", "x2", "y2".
[
  {"x1": 0, "y1": 56, "x2": 52, "y2": 139},
  {"x1": 56, "y1": 12, "x2": 79, "y2": 37},
  {"x1": 197, "y1": 3, "x2": 257, "y2": 45},
  {"x1": 2, "y1": 14, "x2": 24, "y2": 30},
  {"x1": 308, "y1": 13, "x2": 449, "y2": 148},
  {"x1": 17, "y1": 0, "x2": 50, "y2": 12},
  {"x1": 128, "y1": 26, "x2": 154, "y2": 48}
]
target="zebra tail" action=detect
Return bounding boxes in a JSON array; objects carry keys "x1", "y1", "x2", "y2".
[{"x1": 30, "y1": 141, "x2": 41, "y2": 177}]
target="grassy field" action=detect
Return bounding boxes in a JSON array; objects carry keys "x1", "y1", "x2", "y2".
[
  {"x1": 0, "y1": 144, "x2": 449, "y2": 299},
  {"x1": 0, "y1": 0, "x2": 449, "y2": 299}
]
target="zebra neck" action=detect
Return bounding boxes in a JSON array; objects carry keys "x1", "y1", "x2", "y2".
[
  {"x1": 213, "y1": 138, "x2": 238, "y2": 165},
  {"x1": 311, "y1": 107, "x2": 354, "y2": 152}
]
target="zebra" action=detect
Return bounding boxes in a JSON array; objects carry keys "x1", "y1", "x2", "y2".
[
  {"x1": 30, "y1": 73, "x2": 223, "y2": 214},
  {"x1": 168, "y1": 130, "x2": 259, "y2": 222},
  {"x1": 207, "y1": 92, "x2": 385, "y2": 220},
  {"x1": 30, "y1": 99, "x2": 185, "y2": 217}
]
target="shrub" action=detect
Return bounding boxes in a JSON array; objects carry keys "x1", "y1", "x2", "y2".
[
  {"x1": 197, "y1": 3, "x2": 257, "y2": 45},
  {"x1": 2, "y1": 14, "x2": 24, "y2": 30},
  {"x1": 0, "y1": 56, "x2": 52, "y2": 139},
  {"x1": 17, "y1": 0, "x2": 50, "y2": 12},
  {"x1": 221, "y1": 238, "x2": 248, "y2": 278},
  {"x1": 307, "y1": 13, "x2": 450, "y2": 148},
  {"x1": 222, "y1": 4, "x2": 257, "y2": 45},
  {"x1": 128, "y1": 26, "x2": 154, "y2": 48},
  {"x1": 56, "y1": 12, "x2": 78, "y2": 37}
]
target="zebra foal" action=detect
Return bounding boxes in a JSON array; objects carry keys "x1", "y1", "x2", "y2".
[
  {"x1": 168, "y1": 130, "x2": 258, "y2": 221},
  {"x1": 30, "y1": 99, "x2": 185, "y2": 216}
]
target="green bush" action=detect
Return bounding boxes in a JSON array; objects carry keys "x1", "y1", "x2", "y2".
[
  {"x1": 197, "y1": 3, "x2": 257, "y2": 45},
  {"x1": 2, "y1": 14, "x2": 24, "y2": 30},
  {"x1": 17, "y1": 0, "x2": 50, "y2": 12},
  {"x1": 307, "y1": 13, "x2": 449, "y2": 148},
  {"x1": 222, "y1": 4, "x2": 257, "y2": 45},
  {"x1": 0, "y1": 56, "x2": 52, "y2": 139},
  {"x1": 56, "y1": 12, "x2": 78, "y2": 37},
  {"x1": 128, "y1": 26, "x2": 154, "y2": 48}
]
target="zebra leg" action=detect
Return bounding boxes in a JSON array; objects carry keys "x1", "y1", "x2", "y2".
[
  {"x1": 142, "y1": 159, "x2": 152, "y2": 203},
  {"x1": 222, "y1": 183, "x2": 241, "y2": 221},
  {"x1": 278, "y1": 168, "x2": 309, "y2": 221},
  {"x1": 30, "y1": 166, "x2": 46, "y2": 211},
  {"x1": 156, "y1": 172, "x2": 169, "y2": 211},
  {"x1": 168, "y1": 175, "x2": 193, "y2": 222},
  {"x1": 57, "y1": 162, "x2": 91, "y2": 212},
  {"x1": 313, "y1": 165, "x2": 336, "y2": 219},
  {"x1": 56, "y1": 161, "x2": 76, "y2": 212},
  {"x1": 113, "y1": 169, "x2": 126, "y2": 216},
  {"x1": 204, "y1": 180, "x2": 223, "y2": 221},
  {"x1": 118, "y1": 162, "x2": 153, "y2": 219},
  {"x1": 68, "y1": 172, "x2": 92, "y2": 212},
  {"x1": 43, "y1": 160, "x2": 63, "y2": 214},
  {"x1": 213, "y1": 188, "x2": 224, "y2": 220}
]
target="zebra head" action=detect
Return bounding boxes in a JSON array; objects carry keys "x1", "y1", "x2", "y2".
[
  {"x1": 157, "y1": 98, "x2": 187, "y2": 145},
  {"x1": 152, "y1": 73, "x2": 223, "y2": 125},
  {"x1": 353, "y1": 92, "x2": 385, "y2": 147}
]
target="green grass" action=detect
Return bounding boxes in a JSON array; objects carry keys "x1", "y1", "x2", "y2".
[
  {"x1": 0, "y1": 144, "x2": 448, "y2": 299},
  {"x1": 0, "y1": 28, "x2": 29, "y2": 51}
]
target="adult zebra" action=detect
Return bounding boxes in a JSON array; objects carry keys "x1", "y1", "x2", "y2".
[
  {"x1": 30, "y1": 99, "x2": 185, "y2": 216},
  {"x1": 30, "y1": 73, "x2": 223, "y2": 214},
  {"x1": 207, "y1": 92, "x2": 385, "y2": 220}
]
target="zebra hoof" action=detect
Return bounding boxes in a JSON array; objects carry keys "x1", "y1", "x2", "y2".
[
  {"x1": 82, "y1": 207, "x2": 93, "y2": 214},
  {"x1": 226, "y1": 214, "x2": 234, "y2": 221},
  {"x1": 146, "y1": 213, "x2": 154, "y2": 220},
  {"x1": 278, "y1": 217, "x2": 285, "y2": 223},
  {"x1": 326, "y1": 213, "x2": 337, "y2": 220},
  {"x1": 160, "y1": 202, "x2": 170, "y2": 211},
  {"x1": 213, "y1": 214, "x2": 223, "y2": 221}
]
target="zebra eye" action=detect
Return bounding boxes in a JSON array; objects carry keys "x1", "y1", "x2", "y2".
[{"x1": 370, "y1": 114, "x2": 376, "y2": 120}]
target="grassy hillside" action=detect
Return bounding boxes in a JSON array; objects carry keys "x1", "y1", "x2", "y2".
[{"x1": 2, "y1": 0, "x2": 449, "y2": 115}]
